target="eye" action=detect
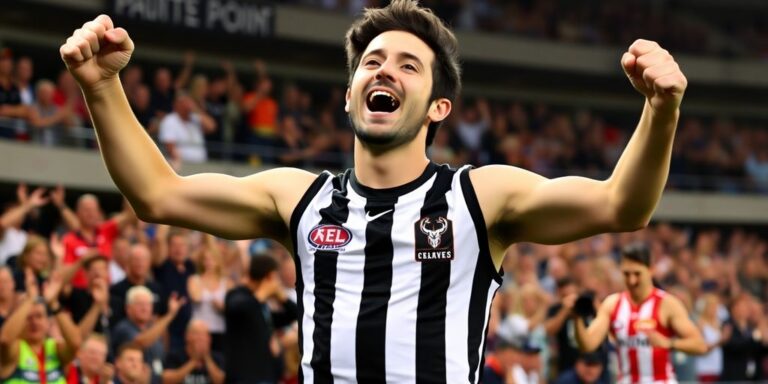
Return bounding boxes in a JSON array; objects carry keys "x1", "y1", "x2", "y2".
[
  {"x1": 364, "y1": 59, "x2": 380, "y2": 67},
  {"x1": 402, "y1": 64, "x2": 417, "y2": 72}
]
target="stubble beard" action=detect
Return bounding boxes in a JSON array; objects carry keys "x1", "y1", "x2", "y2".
[{"x1": 349, "y1": 100, "x2": 430, "y2": 152}]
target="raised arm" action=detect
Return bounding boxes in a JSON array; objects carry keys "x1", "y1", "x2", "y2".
[
  {"x1": 574, "y1": 294, "x2": 618, "y2": 353},
  {"x1": 0, "y1": 185, "x2": 48, "y2": 235},
  {"x1": 473, "y1": 40, "x2": 685, "y2": 253},
  {"x1": 59, "y1": 15, "x2": 316, "y2": 243}
]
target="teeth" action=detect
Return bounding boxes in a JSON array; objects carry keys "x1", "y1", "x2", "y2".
[{"x1": 369, "y1": 90, "x2": 395, "y2": 102}]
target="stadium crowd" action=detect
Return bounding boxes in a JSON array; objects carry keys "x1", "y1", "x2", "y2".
[
  {"x1": 292, "y1": 0, "x2": 768, "y2": 59},
  {"x1": 1, "y1": 50, "x2": 767, "y2": 194},
  {"x1": 0, "y1": 186, "x2": 767, "y2": 383}
]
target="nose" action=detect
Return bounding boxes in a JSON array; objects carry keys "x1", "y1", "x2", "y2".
[{"x1": 375, "y1": 60, "x2": 396, "y2": 83}]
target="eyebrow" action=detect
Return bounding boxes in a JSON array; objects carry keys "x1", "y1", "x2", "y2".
[{"x1": 364, "y1": 49, "x2": 425, "y2": 70}]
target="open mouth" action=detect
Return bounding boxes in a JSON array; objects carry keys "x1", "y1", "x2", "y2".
[{"x1": 366, "y1": 89, "x2": 401, "y2": 113}]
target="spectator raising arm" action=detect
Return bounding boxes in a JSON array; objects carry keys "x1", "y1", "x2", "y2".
[
  {"x1": 49, "y1": 184, "x2": 81, "y2": 231},
  {"x1": 132, "y1": 293, "x2": 185, "y2": 349},
  {"x1": 0, "y1": 184, "x2": 48, "y2": 235}
]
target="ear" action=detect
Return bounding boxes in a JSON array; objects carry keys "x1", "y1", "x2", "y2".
[
  {"x1": 344, "y1": 88, "x2": 351, "y2": 113},
  {"x1": 427, "y1": 98, "x2": 451, "y2": 124}
]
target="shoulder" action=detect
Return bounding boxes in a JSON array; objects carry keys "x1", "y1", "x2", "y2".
[
  {"x1": 600, "y1": 293, "x2": 623, "y2": 314},
  {"x1": 468, "y1": 164, "x2": 547, "y2": 223},
  {"x1": 659, "y1": 291, "x2": 687, "y2": 317}
]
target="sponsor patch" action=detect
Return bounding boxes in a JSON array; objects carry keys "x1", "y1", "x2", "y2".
[
  {"x1": 308, "y1": 224, "x2": 352, "y2": 250},
  {"x1": 414, "y1": 216, "x2": 454, "y2": 262}
]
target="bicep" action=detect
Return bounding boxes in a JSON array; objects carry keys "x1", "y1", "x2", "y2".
[
  {"x1": 667, "y1": 298, "x2": 698, "y2": 338},
  {"x1": 473, "y1": 166, "x2": 620, "y2": 245},
  {"x1": 148, "y1": 168, "x2": 316, "y2": 242}
]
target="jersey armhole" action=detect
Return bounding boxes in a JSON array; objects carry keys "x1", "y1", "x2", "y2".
[
  {"x1": 459, "y1": 167, "x2": 503, "y2": 285},
  {"x1": 289, "y1": 172, "x2": 332, "y2": 255}
]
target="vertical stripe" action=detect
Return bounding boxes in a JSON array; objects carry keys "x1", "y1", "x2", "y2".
[
  {"x1": 385, "y1": 176, "x2": 437, "y2": 384},
  {"x1": 459, "y1": 168, "x2": 502, "y2": 383},
  {"x1": 651, "y1": 293, "x2": 668, "y2": 382},
  {"x1": 355, "y1": 196, "x2": 397, "y2": 383},
  {"x1": 415, "y1": 168, "x2": 455, "y2": 384},
  {"x1": 617, "y1": 296, "x2": 631, "y2": 383},
  {"x1": 638, "y1": 299, "x2": 656, "y2": 382},
  {"x1": 628, "y1": 298, "x2": 640, "y2": 384},
  {"x1": 311, "y1": 176, "x2": 351, "y2": 384},
  {"x1": 290, "y1": 173, "x2": 331, "y2": 384}
]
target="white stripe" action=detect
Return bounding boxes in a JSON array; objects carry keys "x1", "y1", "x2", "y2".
[
  {"x1": 443, "y1": 173, "x2": 476, "y2": 382},
  {"x1": 638, "y1": 298, "x2": 656, "y2": 382},
  {"x1": 328, "y1": 180, "x2": 367, "y2": 383},
  {"x1": 297, "y1": 174, "x2": 335, "y2": 384},
  {"x1": 384, "y1": 174, "x2": 437, "y2": 384},
  {"x1": 616, "y1": 296, "x2": 632, "y2": 382}
]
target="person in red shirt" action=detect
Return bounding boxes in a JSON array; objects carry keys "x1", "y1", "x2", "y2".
[{"x1": 62, "y1": 195, "x2": 136, "y2": 289}]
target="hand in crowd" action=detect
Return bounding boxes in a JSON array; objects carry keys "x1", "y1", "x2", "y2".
[
  {"x1": 42, "y1": 270, "x2": 64, "y2": 305},
  {"x1": 16, "y1": 184, "x2": 49, "y2": 209},
  {"x1": 91, "y1": 277, "x2": 110, "y2": 311},
  {"x1": 24, "y1": 268, "x2": 39, "y2": 299},
  {"x1": 167, "y1": 292, "x2": 187, "y2": 315}
]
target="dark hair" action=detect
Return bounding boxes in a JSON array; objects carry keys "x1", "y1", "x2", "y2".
[
  {"x1": 555, "y1": 277, "x2": 574, "y2": 289},
  {"x1": 117, "y1": 343, "x2": 144, "y2": 359},
  {"x1": 83, "y1": 255, "x2": 109, "y2": 271},
  {"x1": 621, "y1": 242, "x2": 651, "y2": 267},
  {"x1": 248, "y1": 254, "x2": 279, "y2": 282},
  {"x1": 344, "y1": 0, "x2": 461, "y2": 146}
]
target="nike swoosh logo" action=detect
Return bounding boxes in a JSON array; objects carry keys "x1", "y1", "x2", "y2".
[{"x1": 365, "y1": 209, "x2": 393, "y2": 222}]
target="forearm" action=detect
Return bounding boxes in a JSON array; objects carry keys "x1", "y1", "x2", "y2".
[
  {"x1": 161, "y1": 360, "x2": 196, "y2": 384},
  {"x1": 54, "y1": 307, "x2": 82, "y2": 350},
  {"x1": 82, "y1": 77, "x2": 177, "y2": 219},
  {"x1": 58, "y1": 205, "x2": 81, "y2": 231},
  {"x1": 78, "y1": 304, "x2": 102, "y2": 337},
  {"x1": 0, "y1": 203, "x2": 31, "y2": 229},
  {"x1": 574, "y1": 317, "x2": 601, "y2": 352},
  {"x1": 668, "y1": 334, "x2": 707, "y2": 355},
  {"x1": 133, "y1": 313, "x2": 173, "y2": 348},
  {"x1": 205, "y1": 356, "x2": 225, "y2": 384},
  {"x1": 544, "y1": 310, "x2": 569, "y2": 336},
  {"x1": 607, "y1": 101, "x2": 678, "y2": 227},
  {"x1": 0, "y1": 298, "x2": 33, "y2": 345}
]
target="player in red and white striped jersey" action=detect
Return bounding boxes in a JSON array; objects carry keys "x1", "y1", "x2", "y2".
[{"x1": 574, "y1": 243, "x2": 707, "y2": 384}]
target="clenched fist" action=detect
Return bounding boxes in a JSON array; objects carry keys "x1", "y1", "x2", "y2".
[
  {"x1": 621, "y1": 39, "x2": 687, "y2": 117},
  {"x1": 59, "y1": 14, "x2": 134, "y2": 90}
]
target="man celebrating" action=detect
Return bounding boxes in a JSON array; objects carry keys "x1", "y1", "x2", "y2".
[
  {"x1": 574, "y1": 243, "x2": 707, "y2": 383},
  {"x1": 61, "y1": 0, "x2": 688, "y2": 381}
]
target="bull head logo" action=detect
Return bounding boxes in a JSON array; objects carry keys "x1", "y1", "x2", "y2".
[{"x1": 419, "y1": 217, "x2": 448, "y2": 249}]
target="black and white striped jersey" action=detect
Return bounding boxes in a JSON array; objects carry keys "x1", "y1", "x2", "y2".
[{"x1": 289, "y1": 162, "x2": 503, "y2": 384}]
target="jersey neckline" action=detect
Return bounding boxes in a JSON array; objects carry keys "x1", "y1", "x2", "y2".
[{"x1": 348, "y1": 161, "x2": 439, "y2": 199}]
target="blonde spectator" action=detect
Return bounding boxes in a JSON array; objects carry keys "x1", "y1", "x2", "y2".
[
  {"x1": 696, "y1": 294, "x2": 725, "y2": 382},
  {"x1": 188, "y1": 235, "x2": 232, "y2": 353},
  {"x1": 13, "y1": 235, "x2": 53, "y2": 299}
]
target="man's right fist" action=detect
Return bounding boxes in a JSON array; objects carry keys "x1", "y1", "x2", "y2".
[{"x1": 59, "y1": 14, "x2": 134, "y2": 90}]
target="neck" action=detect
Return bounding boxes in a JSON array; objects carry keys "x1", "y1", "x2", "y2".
[
  {"x1": 128, "y1": 275, "x2": 146, "y2": 285},
  {"x1": 353, "y1": 135, "x2": 430, "y2": 189},
  {"x1": 629, "y1": 285, "x2": 653, "y2": 304}
]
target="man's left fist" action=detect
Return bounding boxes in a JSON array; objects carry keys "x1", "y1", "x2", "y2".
[{"x1": 621, "y1": 39, "x2": 687, "y2": 116}]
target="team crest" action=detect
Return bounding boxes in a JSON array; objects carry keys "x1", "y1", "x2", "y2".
[{"x1": 414, "y1": 216, "x2": 454, "y2": 261}]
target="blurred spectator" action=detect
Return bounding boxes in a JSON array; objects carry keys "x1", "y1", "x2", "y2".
[
  {"x1": 28, "y1": 79, "x2": 76, "y2": 146},
  {"x1": 150, "y1": 228, "x2": 195, "y2": 352},
  {"x1": 149, "y1": 67, "x2": 184, "y2": 120},
  {"x1": 62, "y1": 195, "x2": 136, "y2": 290},
  {"x1": 52, "y1": 70, "x2": 88, "y2": 128},
  {"x1": 12, "y1": 234, "x2": 54, "y2": 297},
  {"x1": 544, "y1": 277, "x2": 579, "y2": 375},
  {"x1": 745, "y1": 148, "x2": 768, "y2": 193},
  {"x1": 720, "y1": 295, "x2": 768, "y2": 381},
  {"x1": 114, "y1": 344, "x2": 150, "y2": 384},
  {"x1": 0, "y1": 184, "x2": 48, "y2": 266},
  {"x1": 554, "y1": 352, "x2": 606, "y2": 384},
  {"x1": 110, "y1": 244, "x2": 166, "y2": 325},
  {"x1": 0, "y1": 269, "x2": 81, "y2": 383},
  {"x1": 110, "y1": 236, "x2": 131, "y2": 285},
  {"x1": 188, "y1": 234, "x2": 231, "y2": 353},
  {"x1": 241, "y1": 63, "x2": 279, "y2": 165},
  {"x1": 130, "y1": 85, "x2": 159, "y2": 139},
  {"x1": 15, "y1": 56, "x2": 34, "y2": 106},
  {"x1": 159, "y1": 92, "x2": 217, "y2": 166},
  {"x1": 162, "y1": 319, "x2": 225, "y2": 384},
  {"x1": 59, "y1": 255, "x2": 112, "y2": 335},
  {"x1": 0, "y1": 48, "x2": 29, "y2": 123},
  {"x1": 66, "y1": 333, "x2": 113, "y2": 384},
  {"x1": 0, "y1": 266, "x2": 15, "y2": 328},
  {"x1": 696, "y1": 293, "x2": 725, "y2": 383},
  {"x1": 112, "y1": 286, "x2": 186, "y2": 382},
  {"x1": 224, "y1": 254, "x2": 297, "y2": 384},
  {"x1": 121, "y1": 65, "x2": 144, "y2": 107},
  {"x1": 455, "y1": 99, "x2": 491, "y2": 157}
]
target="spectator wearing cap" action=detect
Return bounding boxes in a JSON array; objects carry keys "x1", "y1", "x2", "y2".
[
  {"x1": 0, "y1": 48, "x2": 29, "y2": 124},
  {"x1": 112, "y1": 286, "x2": 186, "y2": 383},
  {"x1": 61, "y1": 195, "x2": 136, "y2": 290},
  {"x1": 554, "y1": 352, "x2": 606, "y2": 384}
]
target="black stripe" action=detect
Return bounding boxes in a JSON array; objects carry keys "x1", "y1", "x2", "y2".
[
  {"x1": 310, "y1": 174, "x2": 351, "y2": 384},
  {"x1": 289, "y1": 172, "x2": 331, "y2": 384},
  {"x1": 416, "y1": 165, "x2": 456, "y2": 384},
  {"x1": 460, "y1": 168, "x2": 502, "y2": 383},
  {"x1": 355, "y1": 197, "x2": 397, "y2": 383}
]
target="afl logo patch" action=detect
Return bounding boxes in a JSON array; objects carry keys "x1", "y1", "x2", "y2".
[{"x1": 308, "y1": 224, "x2": 352, "y2": 250}]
